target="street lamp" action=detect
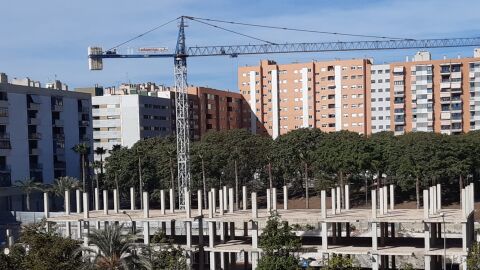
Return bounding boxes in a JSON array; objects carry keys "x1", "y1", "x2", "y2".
[
  {"x1": 441, "y1": 212, "x2": 446, "y2": 270},
  {"x1": 123, "y1": 210, "x2": 134, "y2": 234}
]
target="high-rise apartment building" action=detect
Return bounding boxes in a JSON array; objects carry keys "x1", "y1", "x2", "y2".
[
  {"x1": 238, "y1": 59, "x2": 371, "y2": 138},
  {"x1": 91, "y1": 85, "x2": 250, "y2": 159},
  {"x1": 0, "y1": 73, "x2": 92, "y2": 211},
  {"x1": 369, "y1": 64, "x2": 392, "y2": 133},
  {"x1": 390, "y1": 50, "x2": 480, "y2": 135},
  {"x1": 92, "y1": 94, "x2": 171, "y2": 160}
]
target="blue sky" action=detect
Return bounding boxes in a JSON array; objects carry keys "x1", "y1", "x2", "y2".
[{"x1": 1, "y1": 0, "x2": 480, "y2": 91}]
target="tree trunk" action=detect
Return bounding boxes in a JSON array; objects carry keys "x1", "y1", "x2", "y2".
[
  {"x1": 100, "y1": 154, "x2": 104, "y2": 175},
  {"x1": 305, "y1": 163, "x2": 309, "y2": 209},
  {"x1": 201, "y1": 157, "x2": 207, "y2": 208},
  {"x1": 138, "y1": 155, "x2": 143, "y2": 208},
  {"x1": 81, "y1": 154, "x2": 86, "y2": 191},
  {"x1": 416, "y1": 176, "x2": 420, "y2": 209},
  {"x1": 234, "y1": 159, "x2": 239, "y2": 209},
  {"x1": 268, "y1": 162, "x2": 273, "y2": 210},
  {"x1": 26, "y1": 193, "x2": 31, "y2": 211},
  {"x1": 365, "y1": 171, "x2": 368, "y2": 206}
]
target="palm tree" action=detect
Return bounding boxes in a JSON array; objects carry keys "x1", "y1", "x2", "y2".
[
  {"x1": 72, "y1": 143, "x2": 90, "y2": 191},
  {"x1": 51, "y1": 176, "x2": 80, "y2": 198},
  {"x1": 15, "y1": 178, "x2": 42, "y2": 211},
  {"x1": 94, "y1": 147, "x2": 106, "y2": 175},
  {"x1": 78, "y1": 223, "x2": 140, "y2": 270}
]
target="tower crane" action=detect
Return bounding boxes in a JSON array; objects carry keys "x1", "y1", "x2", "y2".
[{"x1": 88, "y1": 15, "x2": 480, "y2": 208}]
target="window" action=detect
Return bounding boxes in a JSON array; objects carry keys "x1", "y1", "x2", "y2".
[
  {"x1": 371, "y1": 98, "x2": 376, "y2": 102},
  {"x1": 371, "y1": 89, "x2": 376, "y2": 93},
  {"x1": 343, "y1": 104, "x2": 348, "y2": 108},
  {"x1": 342, "y1": 95, "x2": 348, "y2": 99}
]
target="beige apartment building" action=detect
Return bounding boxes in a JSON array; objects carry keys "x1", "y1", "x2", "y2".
[
  {"x1": 238, "y1": 59, "x2": 371, "y2": 138},
  {"x1": 238, "y1": 49, "x2": 480, "y2": 137},
  {"x1": 390, "y1": 50, "x2": 480, "y2": 135}
]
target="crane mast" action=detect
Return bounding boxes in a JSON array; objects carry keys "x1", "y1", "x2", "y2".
[
  {"x1": 88, "y1": 16, "x2": 480, "y2": 208},
  {"x1": 174, "y1": 17, "x2": 190, "y2": 209}
]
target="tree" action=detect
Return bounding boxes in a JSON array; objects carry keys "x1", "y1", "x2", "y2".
[
  {"x1": 15, "y1": 177, "x2": 42, "y2": 211},
  {"x1": 51, "y1": 176, "x2": 80, "y2": 198},
  {"x1": 94, "y1": 146, "x2": 107, "y2": 190},
  {"x1": 142, "y1": 230, "x2": 188, "y2": 270},
  {"x1": 72, "y1": 142, "x2": 90, "y2": 192},
  {"x1": 257, "y1": 211, "x2": 301, "y2": 270},
  {"x1": 0, "y1": 220, "x2": 82, "y2": 270},
  {"x1": 467, "y1": 242, "x2": 480, "y2": 269},
  {"x1": 78, "y1": 223, "x2": 140, "y2": 270},
  {"x1": 324, "y1": 255, "x2": 359, "y2": 270}
]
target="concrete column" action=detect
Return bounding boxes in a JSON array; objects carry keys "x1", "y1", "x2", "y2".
[
  {"x1": 211, "y1": 188, "x2": 217, "y2": 213},
  {"x1": 209, "y1": 221, "x2": 215, "y2": 248},
  {"x1": 103, "y1": 190, "x2": 108, "y2": 215},
  {"x1": 345, "y1": 184, "x2": 350, "y2": 210},
  {"x1": 424, "y1": 223, "x2": 430, "y2": 251},
  {"x1": 462, "y1": 223, "x2": 468, "y2": 252},
  {"x1": 198, "y1": 189, "x2": 203, "y2": 216},
  {"x1": 77, "y1": 221, "x2": 82, "y2": 239},
  {"x1": 336, "y1": 186, "x2": 341, "y2": 212},
  {"x1": 321, "y1": 190, "x2": 327, "y2": 219},
  {"x1": 331, "y1": 188, "x2": 336, "y2": 215},
  {"x1": 130, "y1": 187, "x2": 135, "y2": 210},
  {"x1": 6, "y1": 229, "x2": 13, "y2": 247},
  {"x1": 383, "y1": 186, "x2": 388, "y2": 214},
  {"x1": 272, "y1": 187, "x2": 277, "y2": 210},
  {"x1": 43, "y1": 193, "x2": 49, "y2": 218},
  {"x1": 379, "y1": 187, "x2": 384, "y2": 215},
  {"x1": 424, "y1": 255, "x2": 431, "y2": 270},
  {"x1": 219, "y1": 189, "x2": 224, "y2": 216},
  {"x1": 65, "y1": 190, "x2": 70, "y2": 215},
  {"x1": 220, "y1": 252, "x2": 226, "y2": 269},
  {"x1": 462, "y1": 256, "x2": 468, "y2": 270},
  {"x1": 220, "y1": 222, "x2": 225, "y2": 243},
  {"x1": 83, "y1": 193, "x2": 89, "y2": 219},
  {"x1": 423, "y1": 189, "x2": 429, "y2": 219},
  {"x1": 208, "y1": 191, "x2": 214, "y2": 218},
  {"x1": 65, "y1": 221, "x2": 71, "y2": 238},
  {"x1": 429, "y1": 187, "x2": 434, "y2": 215},
  {"x1": 266, "y1": 188, "x2": 271, "y2": 212},
  {"x1": 94, "y1": 188, "x2": 99, "y2": 211},
  {"x1": 437, "y1": 184, "x2": 442, "y2": 211},
  {"x1": 210, "y1": 251, "x2": 216, "y2": 270},
  {"x1": 372, "y1": 189, "x2": 377, "y2": 219},
  {"x1": 170, "y1": 220, "x2": 176, "y2": 237},
  {"x1": 83, "y1": 221, "x2": 90, "y2": 246},
  {"x1": 113, "y1": 189, "x2": 119, "y2": 214},
  {"x1": 160, "y1": 190, "x2": 165, "y2": 215},
  {"x1": 283, "y1": 185, "x2": 288, "y2": 210},
  {"x1": 143, "y1": 221, "x2": 150, "y2": 244},
  {"x1": 252, "y1": 252, "x2": 259, "y2": 270},
  {"x1": 229, "y1": 187, "x2": 234, "y2": 213},
  {"x1": 251, "y1": 221, "x2": 258, "y2": 248},
  {"x1": 321, "y1": 222, "x2": 328, "y2": 251},
  {"x1": 169, "y1": 189, "x2": 175, "y2": 213},
  {"x1": 252, "y1": 192, "x2": 258, "y2": 218},
  {"x1": 143, "y1": 192, "x2": 149, "y2": 218},
  {"x1": 76, "y1": 189, "x2": 81, "y2": 213},
  {"x1": 371, "y1": 254, "x2": 379, "y2": 270},
  {"x1": 389, "y1": 185, "x2": 394, "y2": 211},
  {"x1": 186, "y1": 221, "x2": 192, "y2": 247},
  {"x1": 223, "y1": 186, "x2": 228, "y2": 211},
  {"x1": 185, "y1": 189, "x2": 191, "y2": 219},
  {"x1": 372, "y1": 222, "x2": 378, "y2": 250},
  {"x1": 242, "y1": 186, "x2": 247, "y2": 211}
]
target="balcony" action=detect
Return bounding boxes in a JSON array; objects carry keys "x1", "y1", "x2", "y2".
[
  {"x1": 440, "y1": 82, "x2": 451, "y2": 89},
  {"x1": 28, "y1": 117, "x2": 40, "y2": 125},
  {"x1": 0, "y1": 99, "x2": 8, "y2": 108},
  {"x1": 0, "y1": 133, "x2": 10, "y2": 140},
  {"x1": 51, "y1": 104, "x2": 63, "y2": 111},
  {"x1": 29, "y1": 148, "x2": 41, "y2": 155},
  {"x1": 27, "y1": 103, "x2": 40, "y2": 110},
  {"x1": 80, "y1": 135, "x2": 90, "y2": 143},
  {"x1": 28, "y1": 133, "x2": 41, "y2": 140},
  {"x1": 0, "y1": 165, "x2": 11, "y2": 173},
  {"x1": 79, "y1": 120, "x2": 90, "y2": 127},
  {"x1": 451, "y1": 82, "x2": 462, "y2": 89},
  {"x1": 30, "y1": 163, "x2": 43, "y2": 171},
  {"x1": 54, "y1": 162, "x2": 66, "y2": 169},
  {"x1": 54, "y1": 133, "x2": 65, "y2": 141},
  {"x1": 440, "y1": 98, "x2": 451, "y2": 104},
  {"x1": 394, "y1": 103, "x2": 405, "y2": 109},
  {"x1": 52, "y1": 119, "x2": 64, "y2": 126}
]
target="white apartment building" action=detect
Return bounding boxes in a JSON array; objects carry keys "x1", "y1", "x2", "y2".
[
  {"x1": 92, "y1": 94, "x2": 171, "y2": 160},
  {"x1": 0, "y1": 73, "x2": 92, "y2": 211},
  {"x1": 370, "y1": 64, "x2": 392, "y2": 133}
]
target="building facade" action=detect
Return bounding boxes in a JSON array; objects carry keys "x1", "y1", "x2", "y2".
[
  {"x1": 368, "y1": 64, "x2": 392, "y2": 133},
  {"x1": 92, "y1": 94, "x2": 171, "y2": 160},
  {"x1": 390, "y1": 50, "x2": 480, "y2": 135},
  {"x1": 0, "y1": 73, "x2": 93, "y2": 211},
  {"x1": 238, "y1": 59, "x2": 371, "y2": 138}
]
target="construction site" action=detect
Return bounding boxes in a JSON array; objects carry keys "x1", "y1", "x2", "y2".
[{"x1": 34, "y1": 182, "x2": 475, "y2": 270}]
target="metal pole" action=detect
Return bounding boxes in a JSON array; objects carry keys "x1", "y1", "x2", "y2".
[{"x1": 138, "y1": 150, "x2": 143, "y2": 209}]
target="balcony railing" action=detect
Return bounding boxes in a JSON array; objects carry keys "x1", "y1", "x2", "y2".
[
  {"x1": 28, "y1": 133, "x2": 41, "y2": 140},
  {"x1": 0, "y1": 132, "x2": 10, "y2": 140}
]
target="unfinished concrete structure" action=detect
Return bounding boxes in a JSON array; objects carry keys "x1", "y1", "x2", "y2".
[{"x1": 45, "y1": 183, "x2": 475, "y2": 269}]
